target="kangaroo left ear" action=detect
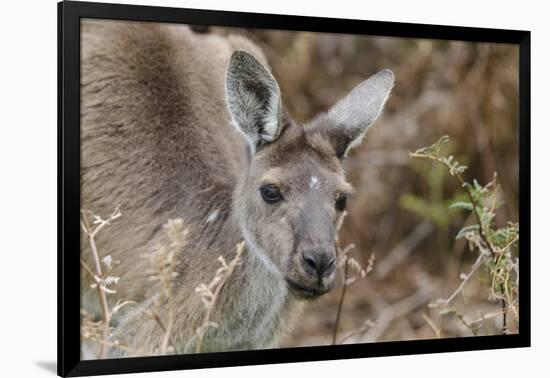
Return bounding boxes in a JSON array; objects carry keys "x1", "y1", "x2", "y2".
[
  {"x1": 225, "y1": 50, "x2": 283, "y2": 153},
  {"x1": 307, "y1": 69, "x2": 394, "y2": 158}
]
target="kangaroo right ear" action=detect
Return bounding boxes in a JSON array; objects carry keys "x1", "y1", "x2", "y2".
[
  {"x1": 225, "y1": 50, "x2": 283, "y2": 153},
  {"x1": 306, "y1": 69, "x2": 394, "y2": 158}
]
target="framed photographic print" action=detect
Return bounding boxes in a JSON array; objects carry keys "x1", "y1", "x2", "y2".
[{"x1": 58, "y1": 0, "x2": 530, "y2": 376}]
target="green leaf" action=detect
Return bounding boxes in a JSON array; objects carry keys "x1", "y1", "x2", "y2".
[
  {"x1": 456, "y1": 224, "x2": 480, "y2": 239},
  {"x1": 412, "y1": 135, "x2": 450, "y2": 157},
  {"x1": 448, "y1": 201, "x2": 473, "y2": 211}
]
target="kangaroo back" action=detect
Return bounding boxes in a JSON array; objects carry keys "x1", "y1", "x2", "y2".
[{"x1": 81, "y1": 20, "x2": 265, "y2": 300}]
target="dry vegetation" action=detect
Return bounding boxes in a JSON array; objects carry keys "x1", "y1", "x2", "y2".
[{"x1": 81, "y1": 27, "x2": 520, "y2": 355}]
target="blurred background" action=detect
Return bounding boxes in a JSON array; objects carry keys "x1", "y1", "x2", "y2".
[{"x1": 210, "y1": 26, "x2": 520, "y2": 345}]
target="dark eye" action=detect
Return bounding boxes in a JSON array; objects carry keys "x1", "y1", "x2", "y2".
[
  {"x1": 335, "y1": 193, "x2": 347, "y2": 211},
  {"x1": 260, "y1": 184, "x2": 283, "y2": 203}
]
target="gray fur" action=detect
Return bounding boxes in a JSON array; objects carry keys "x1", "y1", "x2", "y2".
[{"x1": 80, "y1": 20, "x2": 392, "y2": 357}]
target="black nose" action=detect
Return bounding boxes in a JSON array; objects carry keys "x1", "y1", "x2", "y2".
[{"x1": 301, "y1": 250, "x2": 336, "y2": 278}]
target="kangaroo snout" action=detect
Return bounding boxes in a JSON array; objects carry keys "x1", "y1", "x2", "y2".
[
  {"x1": 285, "y1": 247, "x2": 336, "y2": 299},
  {"x1": 300, "y1": 249, "x2": 336, "y2": 279}
]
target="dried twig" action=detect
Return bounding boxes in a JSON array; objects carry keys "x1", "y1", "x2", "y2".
[
  {"x1": 430, "y1": 234, "x2": 489, "y2": 307},
  {"x1": 80, "y1": 308, "x2": 135, "y2": 355},
  {"x1": 359, "y1": 286, "x2": 433, "y2": 343},
  {"x1": 143, "y1": 309, "x2": 178, "y2": 355},
  {"x1": 331, "y1": 211, "x2": 374, "y2": 344},
  {"x1": 421, "y1": 313, "x2": 442, "y2": 338},
  {"x1": 142, "y1": 218, "x2": 188, "y2": 355},
  {"x1": 338, "y1": 319, "x2": 375, "y2": 344},
  {"x1": 80, "y1": 206, "x2": 122, "y2": 359},
  {"x1": 331, "y1": 251, "x2": 350, "y2": 345},
  {"x1": 191, "y1": 242, "x2": 245, "y2": 353}
]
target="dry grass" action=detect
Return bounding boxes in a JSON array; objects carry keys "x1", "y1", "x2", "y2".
[
  {"x1": 140, "y1": 218, "x2": 188, "y2": 355},
  {"x1": 185, "y1": 242, "x2": 244, "y2": 353},
  {"x1": 80, "y1": 210, "x2": 247, "y2": 358}
]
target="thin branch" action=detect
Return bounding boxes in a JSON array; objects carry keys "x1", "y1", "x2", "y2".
[
  {"x1": 421, "y1": 313, "x2": 442, "y2": 338},
  {"x1": 331, "y1": 209, "x2": 375, "y2": 344},
  {"x1": 80, "y1": 258, "x2": 96, "y2": 279},
  {"x1": 160, "y1": 299, "x2": 174, "y2": 354},
  {"x1": 332, "y1": 255, "x2": 350, "y2": 345},
  {"x1": 80, "y1": 206, "x2": 121, "y2": 359},
  {"x1": 501, "y1": 297, "x2": 508, "y2": 335},
  {"x1": 359, "y1": 286, "x2": 433, "y2": 343},
  {"x1": 338, "y1": 319, "x2": 374, "y2": 344},
  {"x1": 194, "y1": 242, "x2": 244, "y2": 353},
  {"x1": 142, "y1": 218, "x2": 187, "y2": 356},
  {"x1": 433, "y1": 248, "x2": 487, "y2": 307},
  {"x1": 144, "y1": 309, "x2": 179, "y2": 355}
]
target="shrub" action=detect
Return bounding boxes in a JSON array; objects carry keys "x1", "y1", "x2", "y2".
[{"x1": 411, "y1": 136, "x2": 519, "y2": 334}]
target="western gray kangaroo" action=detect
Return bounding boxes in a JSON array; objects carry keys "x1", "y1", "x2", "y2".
[{"x1": 80, "y1": 19, "x2": 394, "y2": 355}]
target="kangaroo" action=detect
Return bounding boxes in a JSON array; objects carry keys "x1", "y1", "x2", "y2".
[{"x1": 80, "y1": 19, "x2": 394, "y2": 356}]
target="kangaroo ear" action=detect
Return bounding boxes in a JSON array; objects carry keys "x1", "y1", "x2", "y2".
[
  {"x1": 225, "y1": 50, "x2": 283, "y2": 153},
  {"x1": 308, "y1": 69, "x2": 394, "y2": 158}
]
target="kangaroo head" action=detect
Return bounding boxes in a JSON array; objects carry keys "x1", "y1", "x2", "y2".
[{"x1": 226, "y1": 50, "x2": 394, "y2": 299}]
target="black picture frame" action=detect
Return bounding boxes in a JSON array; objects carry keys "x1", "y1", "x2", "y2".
[{"x1": 58, "y1": 1, "x2": 531, "y2": 376}]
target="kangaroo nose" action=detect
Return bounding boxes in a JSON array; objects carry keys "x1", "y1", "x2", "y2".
[{"x1": 301, "y1": 250, "x2": 336, "y2": 278}]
